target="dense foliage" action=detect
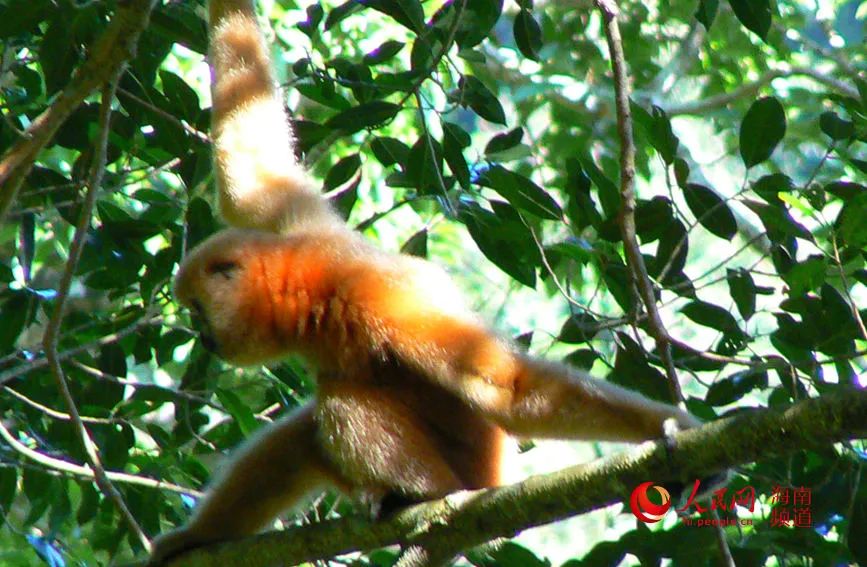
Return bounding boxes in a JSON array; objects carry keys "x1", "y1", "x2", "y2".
[{"x1": 0, "y1": 0, "x2": 865, "y2": 565}]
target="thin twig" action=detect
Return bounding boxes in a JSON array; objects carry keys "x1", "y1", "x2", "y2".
[
  {"x1": 0, "y1": 315, "x2": 162, "y2": 388},
  {"x1": 663, "y1": 67, "x2": 857, "y2": 116},
  {"x1": 3, "y1": 386, "x2": 119, "y2": 425},
  {"x1": 41, "y1": 79, "x2": 150, "y2": 551},
  {"x1": 0, "y1": 418, "x2": 201, "y2": 497}
]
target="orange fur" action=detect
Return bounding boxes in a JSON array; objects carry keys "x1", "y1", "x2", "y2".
[{"x1": 149, "y1": 1, "x2": 700, "y2": 563}]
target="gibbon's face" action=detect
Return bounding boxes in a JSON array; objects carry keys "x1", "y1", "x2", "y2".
[{"x1": 174, "y1": 230, "x2": 288, "y2": 365}]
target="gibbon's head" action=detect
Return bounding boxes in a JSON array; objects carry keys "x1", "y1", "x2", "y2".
[{"x1": 174, "y1": 229, "x2": 291, "y2": 366}]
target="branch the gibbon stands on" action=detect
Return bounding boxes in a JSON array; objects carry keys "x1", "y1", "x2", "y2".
[{"x1": 155, "y1": 388, "x2": 867, "y2": 567}]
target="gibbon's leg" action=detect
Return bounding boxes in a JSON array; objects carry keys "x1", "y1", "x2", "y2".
[
  {"x1": 315, "y1": 379, "x2": 492, "y2": 505},
  {"x1": 149, "y1": 404, "x2": 344, "y2": 564}
]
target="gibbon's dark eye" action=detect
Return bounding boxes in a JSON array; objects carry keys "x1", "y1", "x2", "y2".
[
  {"x1": 206, "y1": 260, "x2": 239, "y2": 279},
  {"x1": 190, "y1": 299, "x2": 204, "y2": 315}
]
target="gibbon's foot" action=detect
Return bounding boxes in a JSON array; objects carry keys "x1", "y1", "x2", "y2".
[{"x1": 375, "y1": 492, "x2": 428, "y2": 519}]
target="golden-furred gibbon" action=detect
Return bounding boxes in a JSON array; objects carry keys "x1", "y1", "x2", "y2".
[{"x1": 149, "y1": 0, "x2": 704, "y2": 562}]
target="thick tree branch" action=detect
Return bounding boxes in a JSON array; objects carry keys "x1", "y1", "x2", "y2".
[
  {"x1": 155, "y1": 388, "x2": 867, "y2": 567},
  {"x1": 0, "y1": 0, "x2": 157, "y2": 226}
]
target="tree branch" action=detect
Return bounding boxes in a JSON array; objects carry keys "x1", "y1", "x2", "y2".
[
  {"x1": 152, "y1": 388, "x2": 867, "y2": 567},
  {"x1": 594, "y1": 5, "x2": 736, "y2": 563},
  {"x1": 594, "y1": 0, "x2": 684, "y2": 404},
  {"x1": 41, "y1": 78, "x2": 150, "y2": 551},
  {"x1": 0, "y1": 0, "x2": 157, "y2": 226},
  {"x1": 662, "y1": 67, "x2": 859, "y2": 116},
  {"x1": 0, "y1": 418, "x2": 201, "y2": 498}
]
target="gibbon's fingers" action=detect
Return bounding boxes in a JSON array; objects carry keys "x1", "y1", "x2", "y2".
[
  {"x1": 209, "y1": 0, "x2": 338, "y2": 232},
  {"x1": 149, "y1": 404, "x2": 344, "y2": 564}
]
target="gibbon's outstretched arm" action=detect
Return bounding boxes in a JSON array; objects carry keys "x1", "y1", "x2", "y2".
[
  {"x1": 208, "y1": 0, "x2": 339, "y2": 232},
  {"x1": 149, "y1": 0, "x2": 705, "y2": 563}
]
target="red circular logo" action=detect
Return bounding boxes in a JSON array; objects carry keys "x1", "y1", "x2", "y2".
[{"x1": 629, "y1": 482, "x2": 672, "y2": 523}]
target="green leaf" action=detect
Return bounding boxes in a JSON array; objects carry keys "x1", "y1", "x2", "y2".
[
  {"x1": 835, "y1": 192, "x2": 867, "y2": 248},
  {"x1": 819, "y1": 111, "x2": 855, "y2": 140},
  {"x1": 160, "y1": 70, "x2": 200, "y2": 122},
  {"x1": 479, "y1": 165, "x2": 562, "y2": 220},
  {"x1": 405, "y1": 135, "x2": 444, "y2": 193},
  {"x1": 442, "y1": 122, "x2": 471, "y2": 189},
  {"x1": 362, "y1": 0, "x2": 425, "y2": 32},
  {"x1": 0, "y1": 291, "x2": 30, "y2": 352},
  {"x1": 363, "y1": 40, "x2": 405, "y2": 65},
  {"x1": 215, "y1": 389, "x2": 258, "y2": 438},
  {"x1": 683, "y1": 183, "x2": 737, "y2": 239},
  {"x1": 326, "y1": 101, "x2": 400, "y2": 133},
  {"x1": 673, "y1": 158, "x2": 690, "y2": 187},
  {"x1": 0, "y1": 0, "x2": 48, "y2": 38},
  {"x1": 459, "y1": 76, "x2": 506, "y2": 125},
  {"x1": 447, "y1": 0, "x2": 504, "y2": 49},
  {"x1": 740, "y1": 96, "x2": 786, "y2": 168},
  {"x1": 370, "y1": 137, "x2": 410, "y2": 167},
  {"x1": 580, "y1": 156, "x2": 620, "y2": 218},
  {"x1": 726, "y1": 268, "x2": 756, "y2": 320},
  {"x1": 324, "y1": 154, "x2": 362, "y2": 191},
  {"x1": 400, "y1": 229, "x2": 428, "y2": 258},
  {"x1": 485, "y1": 127, "x2": 523, "y2": 156},
  {"x1": 459, "y1": 201, "x2": 540, "y2": 287},
  {"x1": 513, "y1": 10, "x2": 542, "y2": 61},
  {"x1": 99, "y1": 343, "x2": 128, "y2": 378},
  {"x1": 649, "y1": 219, "x2": 688, "y2": 281},
  {"x1": 635, "y1": 197, "x2": 674, "y2": 243},
  {"x1": 40, "y1": 16, "x2": 79, "y2": 96},
  {"x1": 325, "y1": 1, "x2": 364, "y2": 30},
  {"x1": 706, "y1": 368, "x2": 768, "y2": 406},
  {"x1": 609, "y1": 332, "x2": 669, "y2": 402},
  {"x1": 744, "y1": 200, "x2": 813, "y2": 243},
  {"x1": 752, "y1": 173, "x2": 793, "y2": 202},
  {"x1": 559, "y1": 313, "x2": 599, "y2": 344},
  {"x1": 729, "y1": 0, "x2": 773, "y2": 40},
  {"x1": 695, "y1": 0, "x2": 719, "y2": 29},
  {"x1": 783, "y1": 257, "x2": 826, "y2": 296},
  {"x1": 297, "y1": 4, "x2": 324, "y2": 37},
  {"x1": 649, "y1": 106, "x2": 679, "y2": 165},
  {"x1": 682, "y1": 300, "x2": 743, "y2": 335}
]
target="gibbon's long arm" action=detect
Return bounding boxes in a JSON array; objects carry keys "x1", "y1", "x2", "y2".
[{"x1": 208, "y1": 0, "x2": 339, "y2": 232}]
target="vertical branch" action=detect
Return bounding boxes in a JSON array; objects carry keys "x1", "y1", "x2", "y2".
[
  {"x1": 594, "y1": 3, "x2": 734, "y2": 565},
  {"x1": 593, "y1": 0, "x2": 683, "y2": 405},
  {"x1": 41, "y1": 78, "x2": 150, "y2": 552}
]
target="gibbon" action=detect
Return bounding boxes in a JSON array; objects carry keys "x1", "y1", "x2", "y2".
[{"x1": 149, "y1": 0, "x2": 703, "y2": 562}]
